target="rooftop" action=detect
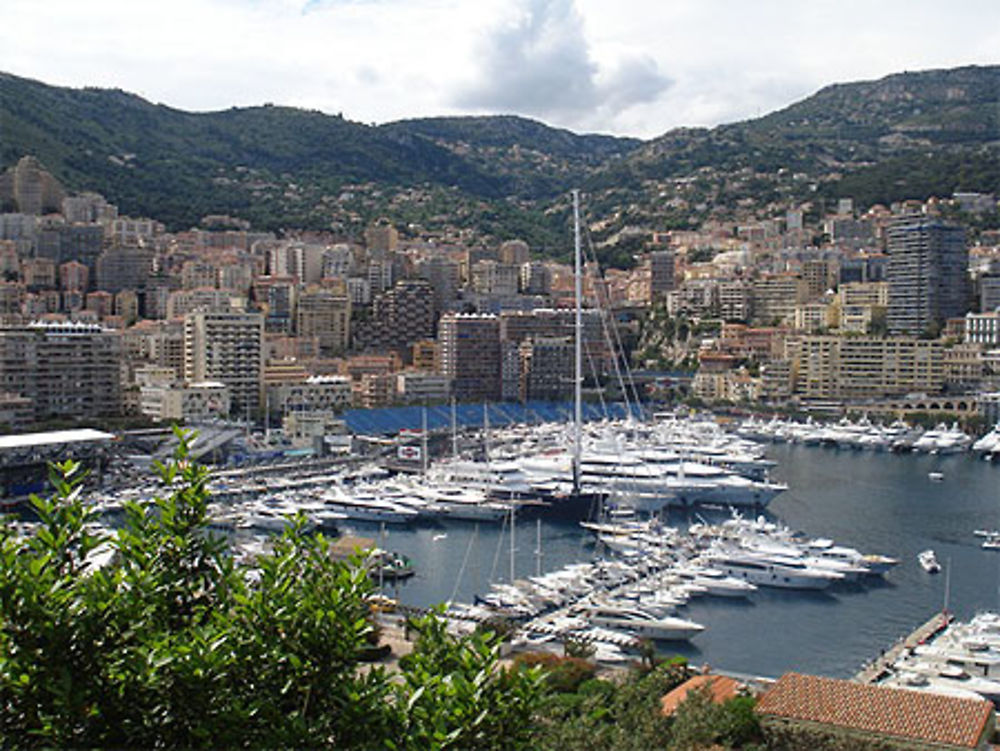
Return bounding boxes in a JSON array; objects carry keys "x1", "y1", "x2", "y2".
[
  {"x1": 661, "y1": 673, "x2": 743, "y2": 716},
  {"x1": 0, "y1": 428, "x2": 115, "y2": 451},
  {"x1": 756, "y1": 672, "x2": 993, "y2": 749}
]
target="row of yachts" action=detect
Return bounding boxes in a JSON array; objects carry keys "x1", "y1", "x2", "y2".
[
  {"x1": 82, "y1": 414, "x2": 790, "y2": 531},
  {"x1": 445, "y1": 513, "x2": 898, "y2": 662},
  {"x1": 877, "y1": 612, "x2": 1000, "y2": 704},
  {"x1": 737, "y1": 415, "x2": 996, "y2": 456}
]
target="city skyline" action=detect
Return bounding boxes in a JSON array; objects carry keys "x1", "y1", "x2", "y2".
[{"x1": 2, "y1": 0, "x2": 997, "y2": 139}]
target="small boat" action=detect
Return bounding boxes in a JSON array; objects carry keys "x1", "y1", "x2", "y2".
[
  {"x1": 983, "y1": 536, "x2": 1000, "y2": 551},
  {"x1": 928, "y1": 472, "x2": 944, "y2": 482},
  {"x1": 368, "y1": 549, "x2": 415, "y2": 581},
  {"x1": 918, "y1": 549, "x2": 942, "y2": 573}
]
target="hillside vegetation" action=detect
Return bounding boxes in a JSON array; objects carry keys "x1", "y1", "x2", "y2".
[{"x1": 2, "y1": 66, "x2": 997, "y2": 251}]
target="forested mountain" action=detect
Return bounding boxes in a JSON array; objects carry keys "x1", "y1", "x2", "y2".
[{"x1": 1, "y1": 65, "x2": 997, "y2": 252}]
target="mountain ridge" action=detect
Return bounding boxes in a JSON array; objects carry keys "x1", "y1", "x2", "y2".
[{"x1": 2, "y1": 65, "x2": 997, "y2": 250}]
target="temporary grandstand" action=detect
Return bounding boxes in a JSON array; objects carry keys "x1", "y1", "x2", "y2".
[{"x1": 341, "y1": 400, "x2": 645, "y2": 436}]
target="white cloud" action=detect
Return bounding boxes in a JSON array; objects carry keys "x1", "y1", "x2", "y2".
[{"x1": 0, "y1": 0, "x2": 996, "y2": 138}]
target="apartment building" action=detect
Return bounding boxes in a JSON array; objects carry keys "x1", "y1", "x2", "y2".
[
  {"x1": 0, "y1": 321, "x2": 122, "y2": 423},
  {"x1": 887, "y1": 217, "x2": 969, "y2": 336},
  {"x1": 518, "y1": 336, "x2": 574, "y2": 402},
  {"x1": 357, "y1": 279, "x2": 435, "y2": 360},
  {"x1": 649, "y1": 250, "x2": 675, "y2": 300},
  {"x1": 183, "y1": 310, "x2": 263, "y2": 418},
  {"x1": 395, "y1": 371, "x2": 451, "y2": 404},
  {"x1": 438, "y1": 313, "x2": 501, "y2": 403},
  {"x1": 752, "y1": 274, "x2": 809, "y2": 325},
  {"x1": 785, "y1": 335, "x2": 944, "y2": 400},
  {"x1": 295, "y1": 285, "x2": 351, "y2": 356}
]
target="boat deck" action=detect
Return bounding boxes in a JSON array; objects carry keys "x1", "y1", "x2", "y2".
[{"x1": 854, "y1": 611, "x2": 954, "y2": 684}]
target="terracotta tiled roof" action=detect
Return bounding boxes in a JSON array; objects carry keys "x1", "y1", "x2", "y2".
[
  {"x1": 756, "y1": 673, "x2": 993, "y2": 749},
  {"x1": 661, "y1": 674, "x2": 742, "y2": 716}
]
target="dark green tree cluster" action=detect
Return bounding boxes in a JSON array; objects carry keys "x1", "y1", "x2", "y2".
[
  {"x1": 0, "y1": 432, "x2": 541, "y2": 749},
  {"x1": 526, "y1": 655, "x2": 763, "y2": 751}
]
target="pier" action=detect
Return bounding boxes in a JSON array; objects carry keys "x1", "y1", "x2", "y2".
[{"x1": 854, "y1": 610, "x2": 954, "y2": 684}]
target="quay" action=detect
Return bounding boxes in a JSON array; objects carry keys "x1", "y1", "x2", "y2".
[{"x1": 854, "y1": 610, "x2": 954, "y2": 684}]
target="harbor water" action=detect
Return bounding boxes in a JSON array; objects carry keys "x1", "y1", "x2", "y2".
[{"x1": 354, "y1": 442, "x2": 1000, "y2": 679}]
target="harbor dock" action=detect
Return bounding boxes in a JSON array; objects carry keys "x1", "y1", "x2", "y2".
[{"x1": 854, "y1": 610, "x2": 954, "y2": 684}]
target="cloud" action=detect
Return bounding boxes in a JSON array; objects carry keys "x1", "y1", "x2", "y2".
[{"x1": 453, "y1": 0, "x2": 671, "y2": 129}]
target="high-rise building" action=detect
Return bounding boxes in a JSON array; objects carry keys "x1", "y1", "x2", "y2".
[
  {"x1": 181, "y1": 260, "x2": 219, "y2": 290},
  {"x1": 498, "y1": 239, "x2": 531, "y2": 266},
  {"x1": 295, "y1": 285, "x2": 351, "y2": 357},
  {"x1": 0, "y1": 157, "x2": 65, "y2": 215},
  {"x1": 37, "y1": 223, "x2": 105, "y2": 271},
  {"x1": 0, "y1": 322, "x2": 122, "y2": 423},
  {"x1": 518, "y1": 336, "x2": 574, "y2": 402},
  {"x1": 184, "y1": 311, "x2": 263, "y2": 418},
  {"x1": 59, "y1": 261, "x2": 89, "y2": 292},
  {"x1": 417, "y1": 255, "x2": 461, "y2": 313},
  {"x1": 519, "y1": 262, "x2": 551, "y2": 296},
  {"x1": 21, "y1": 258, "x2": 57, "y2": 291},
  {"x1": 887, "y1": 218, "x2": 970, "y2": 336},
  {"x1": 438, "y1": 313, "x2": 501, "y2": 403},
  {"x1": 649, "y1": 250, "x2": 675, "y2": 300},
  {"x1": 95, "y1": 248, "x2": 154, "y2": 293},
  {"x1": 471, "y1": 260, "x2": 519, "y2": 297},
  {"x1": 357, "y1": 279, "x2": 435, "y2": 360},
  {"x1": 752, "y1": 275, "x2": 809, "y2": 325}
]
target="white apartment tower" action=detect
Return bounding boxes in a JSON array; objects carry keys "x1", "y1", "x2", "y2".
[{"x1": 184, "y1": 311, "x2": 264, "y2": 419}]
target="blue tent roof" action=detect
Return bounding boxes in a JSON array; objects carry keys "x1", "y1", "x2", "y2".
[{"x1": 342, "y1": 401, "x2": 647, "y2": 435}]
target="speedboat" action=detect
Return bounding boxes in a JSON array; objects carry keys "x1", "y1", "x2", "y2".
[{"x1": 918, "y1": 549, "x2": 941, "y2": 573}]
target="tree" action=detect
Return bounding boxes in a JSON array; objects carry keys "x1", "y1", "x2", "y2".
[
  {"x1": 395, "y1": 613, "x2": 542, "y2": 750},
  {"x1": 0, "y1": 430, "x2": 541, "y2": 749}
]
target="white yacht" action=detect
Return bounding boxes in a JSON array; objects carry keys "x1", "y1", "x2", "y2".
[
  {"x1": 892, "y1": 657, "x2": 1000, "y2": 702},
  {"x1": 319, "y1": 485, "x2": 421, "y2": 524},
  {"x1": 518, "y1": 450, "x2": 785, "y2": 512},
  {"x1": 703, "y1": 548, "x2": 844, "y2": 590},
  {"x1": 881, "y1": 670, "x2": 987, "y2": 702},
  {"x1": 672, "y1": 562, "x2": 759, "y2": 597},
  {"x1": 972, "y1": 425, "x2": 1000, "y2": 456},
  {"x1": 586, "y1": 602, "x2": 705, "y2": 641}
]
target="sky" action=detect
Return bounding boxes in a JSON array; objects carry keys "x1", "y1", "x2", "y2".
[{"x1": 2, "y1": 0, "x2": 998, "y2": 139}]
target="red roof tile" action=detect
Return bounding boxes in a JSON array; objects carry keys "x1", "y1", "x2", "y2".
[
  {"x1": 661, "y1": 674, "x2": 742, "y2": 716},
  {"x1": 756, "y1": 673, "x2": 993, "y2": 749}
]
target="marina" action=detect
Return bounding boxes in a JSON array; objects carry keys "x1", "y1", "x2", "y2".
[
  {"x1": 6, "y1": 410, "x2": 1000, "y2": 688},
  {"x1": 7, "y1": 406, "x2": 1000, "y2": 688},
  {"x1": 355, "y1": 433, "x2": 1000, "y2": 682}
]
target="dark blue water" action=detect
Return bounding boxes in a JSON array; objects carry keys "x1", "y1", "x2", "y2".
[{"x1": 346, "y1": 444, "x2": 1000, "y2": 679}]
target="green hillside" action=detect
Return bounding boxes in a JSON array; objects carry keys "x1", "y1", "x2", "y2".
[{"x1": 2, "y1": 65, "x2": 997, "y2": 251}]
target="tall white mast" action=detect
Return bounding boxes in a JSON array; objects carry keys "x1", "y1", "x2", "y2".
[
  {"x1": 572, "y1": 189, "x2": 583, "y2": 496},
  {"x1": 421, "y1": 405, "x2": 429, "y2": 475},
  {"x1": 451, "y1": 396, "x2": 458, "y2": 459}
]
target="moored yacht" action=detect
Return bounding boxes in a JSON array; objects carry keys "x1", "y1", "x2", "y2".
[
  {"x1": 703, "y1": 548, "x2": 844, "y2": 590},
  {"x1": 585, "y1": 601, "x2": 705, "y2": 641}
]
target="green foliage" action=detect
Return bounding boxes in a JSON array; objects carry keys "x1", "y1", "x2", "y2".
[
  {"x1": 822, "y1": 149, "x2": 1000, "y2": 211},
  {"x1": 563, "y1": 635, "x2": 597, "y2": 660},
  {"x1": 534, "y1": 660, "x2": 691, "y2": 751},
  {"x1": 394, "y1": 613, "x2": 543, "y2": 750},
  {"x1": 514, "y1": 652, "x2": 596, "y2": 694},
  {"x1": 668, "y1": 688, "x2": 762, "y2": 750},
  {"x1": 0, "y1": 429, "x2": 542, "y2": 749},
  {"x1": 4, "y1": 66, "x2": 998, "y2": 263}
]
